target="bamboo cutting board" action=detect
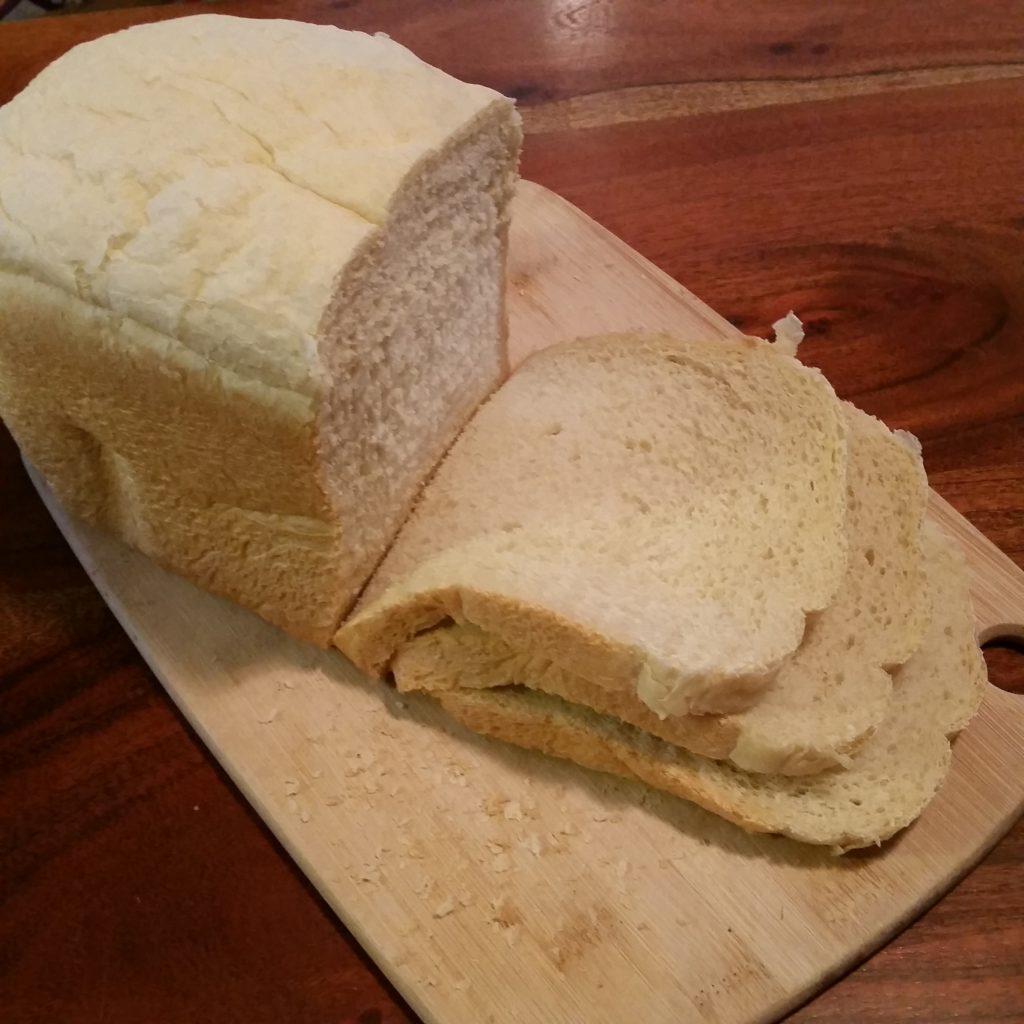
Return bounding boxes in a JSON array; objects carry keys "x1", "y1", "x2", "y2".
[{"x1": 29, "y1": 182, "x2": 1024, "y2": 1024}]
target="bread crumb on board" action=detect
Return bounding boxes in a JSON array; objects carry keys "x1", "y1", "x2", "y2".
[
  {"x1": 433, "y1": 897, "x2": 457, "y2": 919},
  {"x1": 520, "y1": 833, "x2": 545, "y2": 857},
  {"x1": 491, "y1": 852, "x2": 513, "y2": 874},
  {"x1": 482, "y1": 795, "x2": 506, "y2": 817}
]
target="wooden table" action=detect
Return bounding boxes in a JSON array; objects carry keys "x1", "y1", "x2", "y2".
[{"x1": 2, "y1": 2, "x2": 1023, "y2": 1021}]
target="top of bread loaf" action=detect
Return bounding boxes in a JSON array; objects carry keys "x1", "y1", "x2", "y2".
[{"x1": 0, "y1": 15, "x2": 509, "y2": 396}]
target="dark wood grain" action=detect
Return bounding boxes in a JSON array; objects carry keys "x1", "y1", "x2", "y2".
[
  {"x1": 1, "y1": 3, "x2": 1023, "y2": 1023},
  {"x1": 3, "y1": 0, "x2": 1024, "y2": 107}
]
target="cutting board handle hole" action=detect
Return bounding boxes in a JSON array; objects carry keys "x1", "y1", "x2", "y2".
[{"x1": 982, "y1": 633, "x2": 1024, "y2": 695}]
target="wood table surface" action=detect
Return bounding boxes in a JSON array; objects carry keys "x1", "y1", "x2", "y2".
[{"x1": 2, "y1": 2, "x2": 1023, "y2": 1021}]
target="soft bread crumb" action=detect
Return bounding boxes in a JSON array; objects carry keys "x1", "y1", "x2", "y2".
[
  {"x1": 520, "y1": 833, "x2": 545, "y2": 856},
  {"x1": 771, "y1": 311, "x2": 805, "y2": 356},
  {"x1": 503, "y1": 800, "x2": 524, "y2": 821},
  {"x1": 432, "y1": 897, "x2": 457, "y2": 918},
  {"x1": 895, "y1": 428, "x2": 923, "y2": 457}
]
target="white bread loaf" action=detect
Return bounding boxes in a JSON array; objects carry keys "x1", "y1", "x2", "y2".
[
  {"x1": 430, "y1": 525, "x2": 986, "y2": 851},
  {"x1": 390, "y1": 401, "x2": 929, "y2": 774},
  {"x1": 338, "y1": 332, "x2": 849, "y2": 715},
  {"x1": 0, "y1": 15, "x2": 521, "y2": 643}
]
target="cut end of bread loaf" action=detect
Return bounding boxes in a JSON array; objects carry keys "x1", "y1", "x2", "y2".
[
  {"x1": 315, "y1": 104, "x2": 521, "y2": 594},
  {"x1": 0, "y1": 15, "x2": 521, "y2": 643},
  {"x1": 338, "y1": 332, "x2": 850, "y2": 714}
]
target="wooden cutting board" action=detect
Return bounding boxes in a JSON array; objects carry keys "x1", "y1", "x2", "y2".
[{"x1": 29, "y1": 181, "x2": 1024, "y2": 1024}]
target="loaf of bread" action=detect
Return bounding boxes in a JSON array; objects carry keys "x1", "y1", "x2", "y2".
[
  {"x1": 340, "y1": 333, "x2": 850, "y2": 716},
  {"x1": 0, "y1": 15, "x2": 521, "y2": 644},
  {"x1": 1, "y1": 19, "x2": 986, "y2": 850}
]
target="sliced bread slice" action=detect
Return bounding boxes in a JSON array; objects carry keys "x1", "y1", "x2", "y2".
[
  {"x1": 429, "y1": 525, "x2": 986, "y2": 850},
  {"x1": 338, "y1": 332, "x2": 849, "y2": 715},
  {"x1": 391, "y1": 402, "x2": 929, "y2": 775}
]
